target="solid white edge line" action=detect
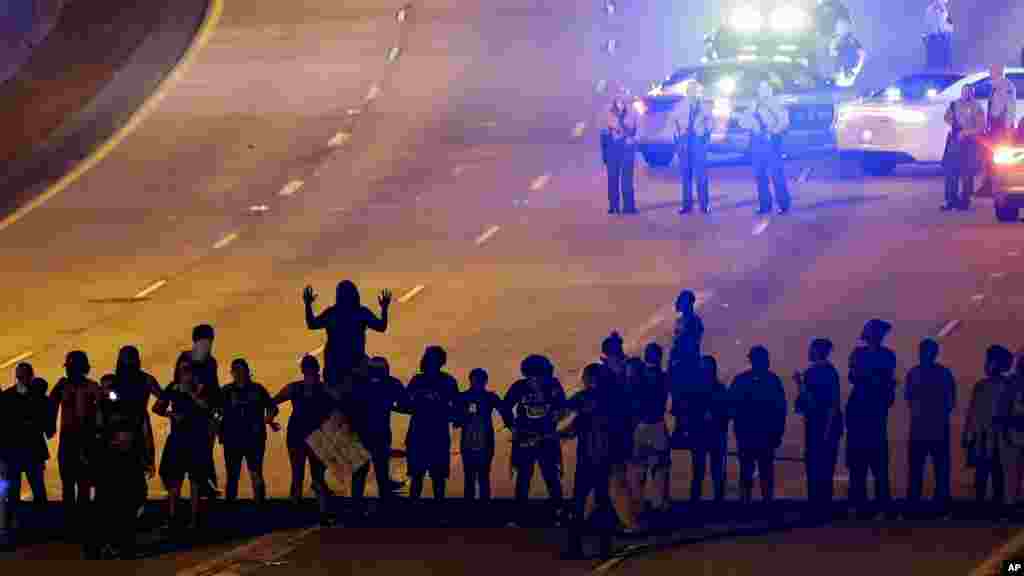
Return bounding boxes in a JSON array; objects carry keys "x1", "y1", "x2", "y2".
[
  {"x1": 474, "y1": 225, "x2": 501, "y2": 245},
  {"x1": 133, "y1": 279, "x2": 168, "y2": 300},
  {"x1": 0, "y1": 351, "x2": 34, "y2": 369},
  {"x1": 398, "y1": 284, "x2": 425, "y2": 304},
  {"x1": 937, "y1": 319, "x2": 961, "y2": 339},
  {"x1": 213, "y1": 231, "x2": 239, "y2": 249},
  {"x1": 279, "y1": 180, "x2": 304, "y2": 197}
]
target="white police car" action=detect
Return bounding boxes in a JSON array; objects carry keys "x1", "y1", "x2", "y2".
[{"x1": 836, "y1": 69, "x2": 1024, "y2": 176}]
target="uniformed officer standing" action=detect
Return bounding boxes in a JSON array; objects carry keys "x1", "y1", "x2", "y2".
[
  {"x1": 924, "y1": 0, "x2": 953, "y2": 69},
  {"x1": 942, "y1": 85, "x2": 984, "y2": 210},
  {"x1": 674, "y1": 82, "x2": 711, "y2": 214},
  {"x1": 741, "y1": 81, "x2": 791, "y2": 215},
  {"x1": 603, "y1": 91, "x2": 639, "y2": 214},
  {"x1": 978, "y1": 64, "x2": 1017, "y2": 196}
]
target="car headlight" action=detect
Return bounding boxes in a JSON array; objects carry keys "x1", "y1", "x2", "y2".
[
  {"x1": 885, "y1": 87, "x2": 901, "y2": 101},
  {"x1": 712, "y1": 98, "x2": 732, "y2": 118},
  {"x1": 994, "y1": 147, "x2": 1024, "y2": 165},
  {"x1": 632, "y1": 100, "x2": 647, "y2": 115},
  {"x1": 730, "y1": 6, "x2": 762, "y2": 32},
  {"x1": 717, "y1": 76, "x2": 737, "y2": 96},
  {"x1": 770, "y1": 5, "x2": 809, "y2": 32}
]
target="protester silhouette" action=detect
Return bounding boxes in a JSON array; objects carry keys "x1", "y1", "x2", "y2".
[
  {"x1": 303, "y1": 282, "x2": 391, "y2": 400},
  {"x1": 1002, "y1": 351, "x2": 1024, "y2": 507},
  {"x1": 351, "y1": 356, "x2": 409, "y2": 515},
  {"x1": 794, "y1": 339, "x2": 842, "y2": 509},
  {"x1": 220, "y1": 359, "x2": 277, "y2": 506},
  {"x1": 731, "y1": 346, "x2": 787, "y2": 507},
  {"x1": 114, "y1": 346, "x2": 159, "y2": 519},
  {"x1": 845, "y1": 319, "x2": 898, "y2": 519},
  {"x1": 690, "y1": 355, "x2": 730, "y2": 505},
  {"x1": 49, "y1": 350, "x2": 102, "y2": 533},
  {"x1": 505, "y1": 354, "x2": 567, "y2": 527},
  {"x1": 627, "y1": 348, "x2": 671, "y2": 527},
  {"x1": 3, "y1": 365, "x2": 51, "y2": 515},
  {"x1": 563, "y1": 363, "x2": 615, "y2": 559},
  {"x1": 964, "y1": 345, "x2": 1013, "y2": 515},
  {"x1": 173, "y1": 325, "x2": 221, "y2": 498},
  {"x1": 904, "y1": 338, "x2": 956, "y2": 516},
  {"x1": 405, "y1": 346, "x2": 459, "y2": 506},
  {"x1": 273, "y1": 355, "x2": 332, "y2": 525},
  {"x1": 454, "y1": 368, "x2": 509, "y2": 503},
  {"x1": 154, "y1": 355, "x2": 218, "y2": 530},
  {"x1": 669, "y1": 290, "x2": 704, "y2": 448}
]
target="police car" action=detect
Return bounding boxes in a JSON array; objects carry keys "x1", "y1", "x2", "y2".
[
  {"x1": 634, "y1": 59, "x2": 848, "y2": 167},
  {"x1": 835, "y1": 69, "x2": 1024, "y2": 176},
  {"x1": 992, "y1": 140, "x2": 1024, "y2": 222}
]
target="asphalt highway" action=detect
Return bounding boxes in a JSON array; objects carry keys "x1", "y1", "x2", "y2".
[{"x1": 3, "y1": 0, "x2": 1024, "y2": 515}]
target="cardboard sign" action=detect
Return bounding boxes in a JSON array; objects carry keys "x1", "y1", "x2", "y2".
[{"x1": 306, "y1": 411, "x2": 371, "y2": 489}]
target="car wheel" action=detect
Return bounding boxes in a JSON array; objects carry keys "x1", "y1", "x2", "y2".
[
  {"x1": 641, "y1": 146, "x2": 675, "y2": 167},
  {"x1": 995, "y1": 200, "x2": 1019, "y2": 222},
  {"x1": 862, "y1": 155, "x2": 896, "y2": 176}
]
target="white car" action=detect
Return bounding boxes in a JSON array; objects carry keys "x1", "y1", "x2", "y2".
[{"x1": 836, "y1": 69, "x2": 1024, "y2": 175}]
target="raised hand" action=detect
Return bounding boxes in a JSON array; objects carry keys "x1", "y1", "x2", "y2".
[
  {"x1": 379, "y1": 289, "x2": 393, "y2": 308},
  {"x1": 303, "y1": 286, "x2": 317, "y2": 305}
]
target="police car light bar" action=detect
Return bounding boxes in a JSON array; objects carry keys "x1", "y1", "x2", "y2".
[{"x1": 730, "y1": 6, "x2": 762, "y2": 32}]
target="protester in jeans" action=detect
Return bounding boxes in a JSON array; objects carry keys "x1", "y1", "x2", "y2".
[
  {"x1": 113, "y1": 346, "x2": 159, "y2": 519},
  {"x1": 173, "y1": 324, "x2": 221, "y2": 498},
  {"x1": 563, "y1": 363, "x2": 615, "y2": 559},
  {"x1": 90, "y1": 369, "x2": 155, "y2": 559},
  {"x1": 731, "y1": 346, "x2": 787, "y2": 506},
  {"x1": 904, "y1": 338, "x2": 956, "y2": 514},
  {"x1": 964, "y1": 345, "x2": 1013, "y2": 512},
  {"x1": 505, "y1": 354, "x2": 567, "y2": 526},
  {"x1": 794, "y1": 339, "x2": 842, "y2": 507},
  {"x1": 154, "y1": 356, "x2": 217, "y2": 529},
  {"x1": 845, "y1": 319, "x2": 898, "y2": 519},
  {"x1": 50, "y1": 350, "x2": 102, "y2": 532},
  {"x1": 626, "y1": 351, "x2": 670, "y2": 527},
  {"x1": 405, "y1": 346, "x2": 459, "y2": 504},
  {"x1": 2, "y1": 364, "x2": 51, "y2": 539},
  {"x1": 220, "y1": 359, "x2": 278, "y2": 505},
  {"x1": 351, "y1": 356, "x2": 409, "y2": 513},
  {"x1": 690, "y1": 355, "x2": 730, "y2": 504},
  {"x1": 1001, "y1": 351, "x2": 1024, "y2": 507},
  {"x1": 455, "y1": 368, "x2": 509, "y2": 503},
  {"x1": 273, "y1": 355, "x2": 332, "y2": 525},
  {"x1": 599, "y1": 332, "x2": 636, "y2": 530}
]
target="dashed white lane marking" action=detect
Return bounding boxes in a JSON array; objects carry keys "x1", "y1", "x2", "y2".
[
  {"x1": 625, "y1": 291, "x2": 712, "y2": 351},
  {"x1": 992, "y1": 272, "x2": 1006, "y2": 279},
  {"x1": 133, "y1": 279, "x2": 167, "y2": 300},
  {"x1": 398, "y1": 284, "x2": 425, "y2": 304},
  {"x1": 529, "y1": 173, "x2": 551, "y2": 191},
  {"x1": 752, "y1": 218, "x2": 770, "y2": 236},
  {"x1": 396, "y1": 6, "x2": 408, "y2": 22},
  {"x1": 593, "y1": 556, "x2": 627, "y2": 575},
  {"x1": 366, "y1": 82, "x2": 381, "y2": 102},
  {"x1": 0, "y1": 351, "x2": 34, "y2": 369},
  {"x1": 605, "y1": 1, "x2": 616, "y2": 15},
  {"x1": 177, "y1": 527, "x2": 320, "y2": 576},
  {"x1": 328, "y1": 131, "x2": 351, "y2": 147},
  {"x1": 452, "y1": 164, "x2": 470, "y2": 177},
  {"x1": 278, "y1": 180, "x2": 304, "y2": 197},
  {"x1": 571, "y1": 122, "x2": 586, "y2": 139},
  {"x1": 474, "y1": 225, "x2": 501, "y2": 246},
  {"x1": 595, "y1": 79, "x2": 608, "y2": 94},
  {"x1": 213, "y1": 232, "x2": 239, "y2": 249},
  {"x1": 937, "y1": 319, "x2": 961, "y2": 339},
  {"x1": 480, "y1": 120, "x2": 498, "y2": 128},
  {"x1": 346, "y1": 108, "x2": 362, "y2": 116},
  {"x1": 387, "y1": 46, "x2": 401, "y2": 62},
  {"x1": 1010, "y1": 251, "x2": 1020, "y2": 257},
  {"x1": 605, "y1": 39, "x2": 617, "y2": 55},
  {"x1": 972, "y1": 293, "x2": 986, "y2": 302},
  {"x1": 249, "y1": 204, "x2": 270, "y2": 213}
]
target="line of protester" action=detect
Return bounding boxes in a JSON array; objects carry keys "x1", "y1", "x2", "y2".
[{"x1": 2, "y1": 282, "x2": 1024, "y2": 560}]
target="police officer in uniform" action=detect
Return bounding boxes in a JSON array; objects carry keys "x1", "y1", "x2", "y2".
[
  {"x1": 675, "y1": 82, "x2": 711, "y2": 214},
  {"x1": 942, "y1": 85, "x2": 984, "y2": 210},
  {"x1": 978, "y1": 64, "x2": 1018, "y2": 197},
  {"x1": 741, "y1": 81, "x2": 791, "y2": 215},
  {"x1": 603, "y1": 90, "x2": 639, "y2": 214}
]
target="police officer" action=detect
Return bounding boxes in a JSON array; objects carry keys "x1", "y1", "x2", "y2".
[
  {"x1": 603, "y1": 89, "x2": 639, "y2": 215},
  {"x1": 978, "y1": 64, "x2": 1018, "y2": 196},
  {"x1": 924, "y1": 0, "x2": 953, "y2": 69},
  {"x1": 742, "y1": 81, "x2": 791, "y2": 215},
  {"x1": 942, "y1": 85, "x2": 984, "y2": 210},
  {"x1": 675, "y1": 82, "x2": 711, "y2": 214}
]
